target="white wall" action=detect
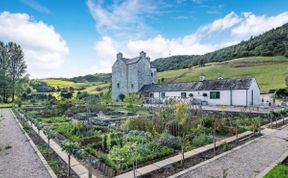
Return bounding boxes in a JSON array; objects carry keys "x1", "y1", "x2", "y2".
[
  {"x1": 152, "y1": 90, "x2": 249, "y2": 106},
  {"x1": 247, "y1": 78, "x2": 261, "y2": 106}
]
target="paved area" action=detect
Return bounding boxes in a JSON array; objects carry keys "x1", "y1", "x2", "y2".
[
  {"x1": 0, "y1": 109, "x2": 51, "y2": 178},
  {"x1": 175, "y1": 126, "x2": 288, "y2": 178}
]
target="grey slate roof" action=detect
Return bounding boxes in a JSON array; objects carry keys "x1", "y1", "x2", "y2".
[
  {"x1": 139, "y1": 77, "x2": 254, "y2": 92},
  {"x1": 121, "y1": 57, "x2": 141, "y2": 64}
]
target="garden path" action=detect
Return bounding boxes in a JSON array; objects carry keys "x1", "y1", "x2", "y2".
[
  {"x1": 172, "y1": 125, "x2": 288, "y2": 178},
  {"x1": 0, "y1": 109, "x2": 51, "y2": 178}
]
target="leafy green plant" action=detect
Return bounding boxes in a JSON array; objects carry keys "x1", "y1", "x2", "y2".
[
  {"x1": 158, "y1": 132, "x2": 181, "y2": 150},
  {"x1": 222, "y1": 143, "x2": 230, "y2": 152},
  {"x1": 192, "y1": 134, "x2": 212, "y2": 147}
]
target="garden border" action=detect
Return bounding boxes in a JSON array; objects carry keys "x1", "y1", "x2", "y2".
[
  {"x1": 10, "y1": 109, "x2": 57, "y2": 178},
  {"x1": 13, "y1": 109, "x2": 99, "y2": 178},
  {"x1": 116, "y1": 117, "x2": 288, "y2": 178}
]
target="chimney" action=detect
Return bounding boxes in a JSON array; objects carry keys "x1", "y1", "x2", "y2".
[
  {"x1": 117, "y1": 52, "x2": 123, "y2": 60},
  {"x1": 199, "y1": 73, "x2": 205, "y2": 81},
  {"x1": 140, "y1": 51, "x2": 146, "y2": 58}
]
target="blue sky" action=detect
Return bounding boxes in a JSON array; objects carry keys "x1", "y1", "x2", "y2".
[{"x1": 0, "y1": 0, "x2": 288, "y2": 78}]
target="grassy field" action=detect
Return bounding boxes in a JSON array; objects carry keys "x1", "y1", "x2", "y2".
[
  {"x1": 158, "y1": 56, "x2": 288, "y2": 93},
  {"x1": 42, "y1": 79, "x2": 102, "y2": 88},
  {"x1": 81, "y1": 83, "x2": 110, "y2": 94},
  {"x1": 264, "y1": 165, "x2": 288, "y2": 178},
  {"x1": 42, "y1": 79, "x2": 110, "y2": 94}
]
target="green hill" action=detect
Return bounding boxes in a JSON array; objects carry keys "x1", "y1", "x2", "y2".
[
  {"x1": 152, "y1": 23, "x2": 288, "y2": 71},
  {"x1": 158, "y1": 56, "x2": 288, "y2": 93}
]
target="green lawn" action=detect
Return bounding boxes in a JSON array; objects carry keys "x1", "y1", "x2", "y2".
[
  {"x1": 264, "y1": 165, "x2": 288, "y2": 178},
  {"x1": 158, "y1": 56, "x2": 288, "y2": 93}
]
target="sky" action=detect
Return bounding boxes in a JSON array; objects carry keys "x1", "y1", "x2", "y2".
[{"x1": 0, "y1": 0, "x2": 288, "y2": 78}]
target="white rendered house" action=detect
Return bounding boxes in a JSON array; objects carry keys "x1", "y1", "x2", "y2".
[{"x1": 140, "y1": 75, "x2": 261, "y2": 106}]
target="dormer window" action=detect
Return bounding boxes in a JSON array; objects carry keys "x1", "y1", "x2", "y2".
[{"x1": 117, "y1": 83, "x2": 120, "y2": 88}]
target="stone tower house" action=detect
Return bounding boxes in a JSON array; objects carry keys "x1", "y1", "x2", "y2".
[{"x1": 112, "y1": 51, "x2": 157, "y2": 100}]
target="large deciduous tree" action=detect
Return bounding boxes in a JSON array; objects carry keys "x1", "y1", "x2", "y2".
[{"x1": 0, "y1": 41, "x2": 27, "y2": 103}]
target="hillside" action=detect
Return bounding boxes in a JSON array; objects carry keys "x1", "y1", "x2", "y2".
[
  {"x1": 152, "y1": 23, "x2": 288, "y2": 71},
  {"x1": 47, "y1": 73, "x2": 111, "y2": 83},
  {"x1": 158, "y1": 56, "x2": 288, "y2": 93}
]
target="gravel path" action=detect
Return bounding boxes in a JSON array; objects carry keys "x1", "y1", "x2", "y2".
[
  {"x1": 0, "y1": 109, "x2": 51, "y2": 178},
  {"x1": 178, "y1": 126, "x2": 288, "y2": 178}
]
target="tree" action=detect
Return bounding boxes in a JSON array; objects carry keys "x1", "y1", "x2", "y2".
[
  {"x1": 212, "y1": 118, "x2": 222, "y2": 154},
  {"x1": 0, "y1": 41, "x2": 27, "y2": 103},
  {"x1": 35, "y1": 122, "x2": 44, "y2": 134},
  {"x1": 43, "y1": 128, "x2": 56, "y2": 146},
  {"x1": 99, "y1": 90, "x2": 112, "y2": 104},
  {"x1": 124, "y1": 93, "x2": 143, "y2": 113},
  {"x1": 174, "y1": 101, "x2": 190, "y2": 165},
  {"x1": 251, "y1": 117, "x2": 262, "y2": 135},
  {"x1": 7, "y1": 42, "x2": 27, "y2": 102},
  {"x1": 61, "y1": 141, "x2": 82, "y2": 178}
]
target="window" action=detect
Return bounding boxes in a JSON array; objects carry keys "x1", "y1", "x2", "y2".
[
  {"x1": 210, "y1": 91, "x2": 220, "y2": 99},
  {"x1": 161, "y1": 92, "x2": 165, "y2": 98},
  {"x1": 131, "y1": 84, "x2": 134, "y2": 88},
  {"x1": 181, "y1": 92, "x2": 187, "y2": 98},
  {"x1": 151, "y1": 72, "x2": 153, "y2": 77},
  {"x1": 117, "y1": 83, "x2": 120, "y2": 88}
]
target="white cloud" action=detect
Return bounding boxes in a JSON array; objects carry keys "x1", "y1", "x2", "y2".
[
  {"x1": 199, "y1": 12, "x2": 242, "y2": 34},
  {"x1": 87, "y1": 0, "x2": 157, "y2": 39},
  {"x1": 232, "y1": 12, "x2": 288, "y2": 37},
  {"x1": 88, "y1": 8, "x2": 288, "y2": 74},
  {"x1": 0, "y1": 11, "x2": 69, "y2": 76},
  {"x1": 20, "y1": 0, "x2": 50, "y2": 14}
]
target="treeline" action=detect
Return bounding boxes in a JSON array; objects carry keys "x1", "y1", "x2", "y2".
[
  {"x1": 48, "y1": 73, "x2": 112, "y2": 83},
  {"x1": 0, "y1": 42, "x2": 28, "y2": 103},
  {"x1": 152, "y1": 23, "x2": 288, "y2": 71}
]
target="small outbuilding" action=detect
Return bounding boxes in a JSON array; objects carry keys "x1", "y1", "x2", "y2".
[{"x1": 139, "y1": 75, "x2": 261, "y2": 106}]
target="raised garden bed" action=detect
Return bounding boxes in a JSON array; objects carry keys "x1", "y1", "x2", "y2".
[
  {"x1": 140, "y1": 133, "x2": 261, "y2": 178},
  {"x1": 13, "y1": 110, "x2": 79, "y2": 178}
]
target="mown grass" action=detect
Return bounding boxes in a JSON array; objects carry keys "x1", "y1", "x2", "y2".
[
  {"x1": 158, "y1": 56, "x2": 288, "y2": 93},
  {"x1": 264, "y1": 165, "x2": 288, "y2": 178}
]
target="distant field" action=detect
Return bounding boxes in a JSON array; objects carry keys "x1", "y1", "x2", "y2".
[
  {"x1": 82, "y1": 83, "x2": 110, "y2": 94},
  {"x1": 42, "y1": 79, "x2": 110, "y2": 94},
  {"x1": 158, "y1": 56, "x2": 288, "y2": 93},
  {"x1": 43, "y1": 79, "x2": 102, "y2": 88}
]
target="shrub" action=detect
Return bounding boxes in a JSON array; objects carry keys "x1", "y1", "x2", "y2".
[
  {"x1": 159, "y1": 132, "x2": 181, "y2": 150},
  {"x1": 200, "y1": 114, "x2": 215, "y2": 128},
  {"x1": 124, "y1": 130, "x2": 152, "y2": 144},
  {"x1": 222, "y1": 142, "x2": 230, "y2": 152},
  {"x1": 192, "y1": 134, "x2": 212, "y2": 147},
  {"x1": 275, "y1": 88, "x2": 288, "y2": 99},
  {"x1": 121, "y1": 117, "x2": 153, "y2": 132}
]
